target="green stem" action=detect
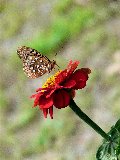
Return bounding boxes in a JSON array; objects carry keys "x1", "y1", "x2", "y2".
[{"x1": 69, "y1": 99, "x2": 111, "y2": 141}]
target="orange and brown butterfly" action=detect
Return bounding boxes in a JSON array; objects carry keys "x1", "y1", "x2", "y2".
[{"x1": 17, "y1": 46, "x2": 57, "y2": 79}]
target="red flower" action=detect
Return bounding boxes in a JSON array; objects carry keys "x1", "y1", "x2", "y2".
[{"x1": 31, "y1": 60, "x2": 91, "y2": 119}]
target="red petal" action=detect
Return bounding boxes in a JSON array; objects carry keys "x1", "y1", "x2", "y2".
[
  {"x1": 49, "y1": 107, "x2": 53, "y2": 119},
  {"x1": 46, "y1": 85, "x2": 65, "y2": 98},
  {"x1": 39, "y1": 95, "x2": 53, "y2": 109},
  {"x1": 55, "y1": 61, "x2": 80, "y2": 84},
  {"x1": 36, "y1": 87, "x2": 54, "y2": 93},
  {"x1": 55, "y1": 70, "x2": 67, "y2": 84},
  {"x1": 31, "y1": 92, "x2": 43, "y2": 107},
  {"x1": 53, "y1": 90, "x2": 70, "y2": 109},
  {"x1": 30, "y1": 92, "x2": 42, "y2": 98},
  {"x1": 43, "y1": 108, "x2": 48, "y2": 118},
  {"x1": 67, "y1": 60, "x2": 80, "y2": 76},
  {"x1": 46, "y1": 89, "x2": 56, "y2": 98},
  {"x1": 34, "y1": 96, "x2": 40, "y2": 107},
  {"x1": 30, "y1": 94, "x2": 36, "y2": 98},
  {"x1": 80, "y1": 68, "x2": 91, "y2": 74},
  {"x1": 74, "y1": 81, "x2": 86, "y2": 89},
  {"x1": 36, "y1": 87, "x2": 43, "y2": 92},
  {"x1": 63, "y1": 79, "x2": 76, "y2": 88},
  {"x1": 69, "y1": 68, "x2": 89, "y2": 83}
]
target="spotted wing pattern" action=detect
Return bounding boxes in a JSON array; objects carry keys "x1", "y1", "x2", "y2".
[{"x1": 17, "y1": 46, "x2": 56, "y2": 78}]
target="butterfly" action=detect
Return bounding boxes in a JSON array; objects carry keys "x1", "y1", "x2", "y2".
[{"x1": 17, "y1": 46, "x2": 57, "y2": 79}]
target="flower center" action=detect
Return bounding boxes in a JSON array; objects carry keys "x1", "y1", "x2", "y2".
[{"x1": 42, "y1": 70, "x2": 62, "y2": 89}]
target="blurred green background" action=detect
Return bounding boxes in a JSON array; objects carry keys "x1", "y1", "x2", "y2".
[{"x1": 0, "y1": 0, "x2": 120, "y2": 159}]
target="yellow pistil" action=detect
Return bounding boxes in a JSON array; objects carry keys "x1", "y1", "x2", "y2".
[{"x1": 42, "y1": 70, "x2": 62, "y2": 89}]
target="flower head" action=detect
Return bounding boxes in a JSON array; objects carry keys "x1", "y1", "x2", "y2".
[{"x1": 31, "y1": 60, "x2": 91, "y2": 119}]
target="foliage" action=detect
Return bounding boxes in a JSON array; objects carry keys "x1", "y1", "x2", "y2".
[{"x1": 96, "y1": 120, "x2": 120, "y2": 160}]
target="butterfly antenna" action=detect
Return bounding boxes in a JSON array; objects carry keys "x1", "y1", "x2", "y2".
[
  {"x1": 54, "y1": 52, "x2": 59, "y2": 69},
  {"x1": 54, "y1": 47, "x2": 64, "y2": 69},
  {"x1": 55, "y1": 46, "x2": 63, "y2": 57}
]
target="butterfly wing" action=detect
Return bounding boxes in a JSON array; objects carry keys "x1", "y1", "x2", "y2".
[
  {"x1": 17, "y1": 46, "x2": 55, "y2": 79},
  {"x1": 17, "y1": 46, "x2": 56, "y2": 78},
  {"x1": 23, "y1": 55, "x2": 52, "y2": 78}
]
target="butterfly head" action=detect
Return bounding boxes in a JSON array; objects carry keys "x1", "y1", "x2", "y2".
[
  {"x1": 51, "y1": 60, "x2": 60, "y2": 70},
  {"x1": 51, "y1": 60, "x2": 56, "y2": 67}
]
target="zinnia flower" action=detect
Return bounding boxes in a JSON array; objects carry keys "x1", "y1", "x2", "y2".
[{"x1": 31, "y1": 60, "x2": 91, "y2": 119}]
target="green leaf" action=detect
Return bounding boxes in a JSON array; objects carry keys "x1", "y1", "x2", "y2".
[{"x1": 96, "y1": 119, "x2": 120, "y2": 160}]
